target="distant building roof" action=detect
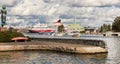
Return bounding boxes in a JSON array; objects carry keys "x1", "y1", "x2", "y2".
[{"x1": 68, "y1": 24, "x2": 84, "y2": 31}]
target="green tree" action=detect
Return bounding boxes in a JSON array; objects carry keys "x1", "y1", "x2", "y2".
[
  {"x1": 57, "y1": 25, "x2": 64, "y2": 33},
  {"x1": 0, "y1": 31, "x2": 24, "y2": 42},
  {"x1": 99, "y1": 24, "x2": 111, "y2": 33},
  {"x1": 107, "y1": 24, "x2": 111, "y2": 31},
  {"x1": 112, "y1": 16, "x2": 120, "y2": 32}
]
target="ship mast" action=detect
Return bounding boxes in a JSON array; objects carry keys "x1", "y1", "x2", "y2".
[{"x1": 74, "y1": 16, "x2": 76, "y2": 24}]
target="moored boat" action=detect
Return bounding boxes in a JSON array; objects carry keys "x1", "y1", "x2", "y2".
[{"x1": 28, "y1": 23, "x2": 55, "y2": 33}]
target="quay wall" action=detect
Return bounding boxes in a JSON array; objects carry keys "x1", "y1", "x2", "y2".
[
  {"x1": 32, "y1": 38, "x2": 107, "y2": 48},
  {"x1": 0, "y1": 36, "x2": 108, "y2": 54},
  {"x1": 0, "y1": 42, "x2": 107, "y2": 54}
]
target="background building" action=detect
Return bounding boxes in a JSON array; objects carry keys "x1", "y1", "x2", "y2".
[{"x1": 67, "y1": 23, "x2": 84, "y2": 33}]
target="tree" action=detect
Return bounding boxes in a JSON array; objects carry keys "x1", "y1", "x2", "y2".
[
  {"x1": 108, "y1": 24, "x2": 111, "y2": 31},
  {"x1": 112, "y1": 16, "x2": 120, "y2": 32},
  {"x1": 57, "y1": 25, "x2": 64, "y2": 33},
  {"x1": 0, "y1": 31, "x2": 24, "y2": 42},
  {"x1": 99, "y1": 24, "x2": 112, "y2": 33}
]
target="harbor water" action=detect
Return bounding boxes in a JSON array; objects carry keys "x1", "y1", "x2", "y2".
[{"x1": 0, "y1": 33, "x2": 120, "y2": 64}]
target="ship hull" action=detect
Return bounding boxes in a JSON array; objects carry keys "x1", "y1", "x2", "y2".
[{"x1": 28, "y1": 30, "x2": 54, "y2": 33}]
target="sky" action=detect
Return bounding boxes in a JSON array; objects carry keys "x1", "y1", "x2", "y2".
[{"x1": 1, "y1": 0, "x2": 120, "y2": 28}]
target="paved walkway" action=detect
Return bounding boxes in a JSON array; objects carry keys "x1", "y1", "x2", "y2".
[
  {"x1": 0, "y1": 41, "x2": 108, "y2": 54},
  {"x1": 0, "y1": 40, "x2": 93, "y2": 46}
]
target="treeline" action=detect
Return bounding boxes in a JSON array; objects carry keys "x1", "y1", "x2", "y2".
[
  {"x1": 0, "y1": 31, "x2": 24, "y2": 42},
  {"x1": 100, "y1": 16, "x2": 120, "y2": 33},
  {"x1": 99, "y1": 24, "x2": 111, "y2": 33},
  {"x1": 112, "y1": 16, "x2": 120, "y2": 32}
]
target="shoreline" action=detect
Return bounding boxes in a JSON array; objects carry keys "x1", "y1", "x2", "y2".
[{"x1": 0, "y1": 41, "x2": 108, "y2": 54}]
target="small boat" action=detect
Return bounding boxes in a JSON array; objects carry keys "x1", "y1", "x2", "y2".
[
  {"x1": 54, "y1": 33, "x2": 65, "y2": 36},
  {"x1": 67, "y1": 31, "x2": 80, "y2": 37},
  {"x1": 72, "y1": 33, "x2": 80, "y2": 37}
]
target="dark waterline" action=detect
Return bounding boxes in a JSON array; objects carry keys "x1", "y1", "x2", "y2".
[{"x1": 0, "y1": 34, "x2": 120, "y2": 64}]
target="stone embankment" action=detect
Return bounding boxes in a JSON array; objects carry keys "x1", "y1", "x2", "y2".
[
  {"x1": 0, "y1": 41, "x2": 107, "y2": 54},
  {"x1": 32, "y1": 37, "x2": 107, "y2": 48}
]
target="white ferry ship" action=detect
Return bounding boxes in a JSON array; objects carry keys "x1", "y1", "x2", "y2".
[{"x1": 28, "y1": 23, "x2": 55, "y2": 34}]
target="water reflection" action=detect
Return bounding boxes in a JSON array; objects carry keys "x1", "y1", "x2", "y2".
[
  {"x1": 0, "y1": 51, "x2": 107, "y2": 64},
  {"x1": 104, "y1": 37, "x2": 120, "y2": 64},
  {"x1": 80, "y1": 36, "x2": 120, "y2": 64}
]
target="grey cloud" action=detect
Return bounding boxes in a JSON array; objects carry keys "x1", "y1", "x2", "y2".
[
  {"x1": 5, "y1": 0, "x2": 120, "y2": 27},
  {"x1": 0, "y1": 0, "x2": 16, "y2": 6}
]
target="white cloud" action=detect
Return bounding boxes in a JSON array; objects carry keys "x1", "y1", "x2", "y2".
[
  {"x1": 0, "y1": 0, "x2": 15, "y2": 6},
  {"x1": 66, "y1": 0, "x2": 120, "y2": 7},
  {"x1": 4, "y1": 0, "x2": 120, "y2": 27}
]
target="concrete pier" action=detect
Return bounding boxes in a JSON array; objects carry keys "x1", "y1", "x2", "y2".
[
  {"x1": 103, "y1": 32, "x2": 120, "y2": 36},
  {"x1": 0, "y1": 41, "x2": 107, "y2": 54},
  {"x1": 32, "y1": 37, "x2": 107, "y2": 48}
]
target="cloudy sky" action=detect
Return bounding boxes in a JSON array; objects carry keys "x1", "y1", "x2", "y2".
[{"x1": 1, "y1": 0, "x2": 120, "y2": 27}]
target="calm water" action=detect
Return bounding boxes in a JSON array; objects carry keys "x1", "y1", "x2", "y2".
[{"x1": 0, "y1": 34, "x2": 120, "y2": 64}]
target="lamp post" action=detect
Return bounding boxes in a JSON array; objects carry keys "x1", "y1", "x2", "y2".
[{"x1": 1, "y1": 5, "x2": 7, "y2": 27}]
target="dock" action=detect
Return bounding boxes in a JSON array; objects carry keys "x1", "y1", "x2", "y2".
[
  {"x1": 103, "y1": 32, "x2": 120, "y2": 36},
  {"x1": 0, "y1": 40, "x2": 107, "y2": 54}
]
